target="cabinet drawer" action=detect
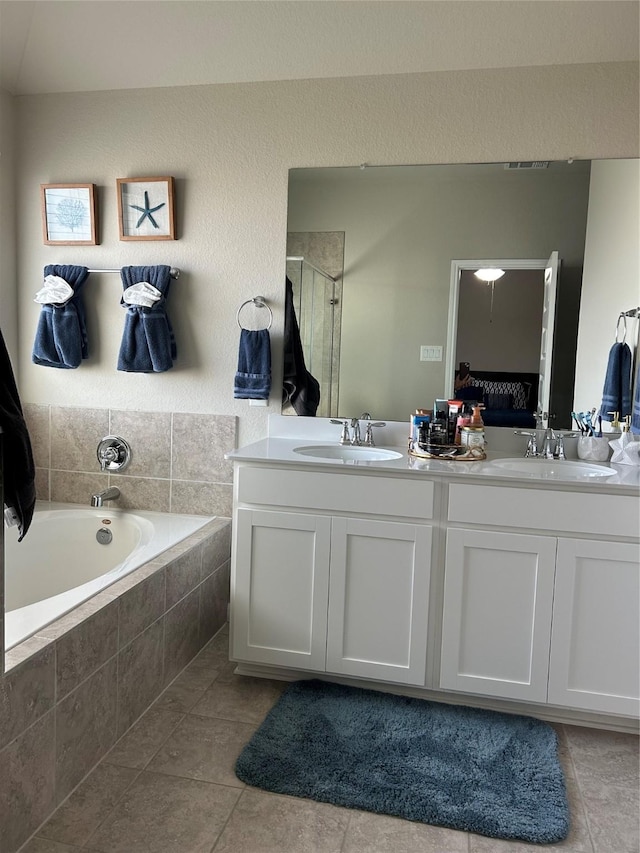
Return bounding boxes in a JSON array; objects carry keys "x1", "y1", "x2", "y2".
[
  {"x1": 448, "y1": 484, "x2": 638, "y2": 538},
  {"x1": 237, "y1": 466, "x2": 434, "y2": 519}
]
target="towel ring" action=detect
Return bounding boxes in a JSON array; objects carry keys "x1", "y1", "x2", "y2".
[
  {"x1": 616, "y1": 313, "x2": 627, "y2": 344},
  {"x1": 236, "y1": 296, "x2": 273, "y2": 331}
]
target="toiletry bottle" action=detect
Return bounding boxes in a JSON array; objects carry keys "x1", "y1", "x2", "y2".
[{"x1": 470, "y1": 404, "x2": 485, "y2": 427}]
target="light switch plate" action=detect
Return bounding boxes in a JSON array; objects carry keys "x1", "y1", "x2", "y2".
[{"x1": 420, "y1": 345, "x2": 443, "y2": 362}]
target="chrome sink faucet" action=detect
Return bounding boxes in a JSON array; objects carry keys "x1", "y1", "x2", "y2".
[
  {"x1": 91, "y1": 486, "x2": 120, "y2": 507},
  {"x1": 331, "y1": 415, "x2": 386, "y2": 446}
]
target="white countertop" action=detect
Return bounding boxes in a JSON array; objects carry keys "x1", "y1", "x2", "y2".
[{"x1": 227, "y1": 417, "x2": 640, "y2": 495}]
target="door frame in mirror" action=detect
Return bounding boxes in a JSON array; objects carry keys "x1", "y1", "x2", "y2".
[{"x1": 445, "y1": 258, "x2": 549, "y2": 397}]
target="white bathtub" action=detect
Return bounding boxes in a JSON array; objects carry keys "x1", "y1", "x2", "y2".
[{"x1": 4, "y1": 502, "x2": 213, "y2": 650}]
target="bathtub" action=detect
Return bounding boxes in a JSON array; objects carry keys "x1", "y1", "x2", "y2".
[{"x1": 4, "y1": 502, "x2": 214, "y2": 651}]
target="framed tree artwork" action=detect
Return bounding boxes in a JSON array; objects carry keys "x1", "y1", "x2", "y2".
[
  {"x1": 117, "y1": 176, "x2": 176, "y2": 241},
  {"x1": 41, "y1": 183, "x2": 98, "y2": 245}
]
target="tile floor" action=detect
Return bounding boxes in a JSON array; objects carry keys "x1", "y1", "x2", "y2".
[{"x1": 19, "y1": 626, "x2": 639, "y2": 853}]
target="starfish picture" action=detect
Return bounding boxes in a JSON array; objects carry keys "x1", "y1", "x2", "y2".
[{"x1": 130, "y1": 191, "x2": 165, "y2": 229}]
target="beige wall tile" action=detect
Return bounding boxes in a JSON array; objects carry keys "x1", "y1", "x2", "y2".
[
  {"x1": 201, "y1": 523, "x2": 232, "y2": 580},
  {"x1": 55, "y1": 658, "x2": 118, "y2": 802},
  {"x1": 200, "y1": 561, "x2": 230, "y2": 645},
  {"x1": 117, "y1": 620, "x2": 164, "y2": 736},
  {"x1": 55, "y1": 599, "x2": 119, "y2": 699},
  {"x1": 50, "y1": 469, "x2": 109, "y2": 505},
  {"x1": 171, "y1": 480, "x2": 232, "y2": 517},
  {"x1": 0, "y1": 645, "x2": 55, "y2": 750},
  {"x1": 50, "y1": 407, "x2": 110, "y2": 473},
  {"x1": 171, "y1": 413, "x2": 236, "y2": 483},
  {"x1": 0, "y1": 711, "x2": 56, "y2": 853},
  {"x1": 24, "y1": 403, "x2": 50, "y2": 468},
  {"x1": 118, "y1": 571, "x2": 165, "y2": 648},
  {"x1": 109, "y1": 474, "x2": 170, "y2": 512},
  {"x1": 164, "y1": 590, "x2": 202, "y2": 685},
  {"x1": 166, "y1": 548, "x2": 202, "y2": 608},
  {"x1": 34, "y1": 466, "x2": 50, "y2": 500},
  {"x1": 109, "y1": 409, "x2": 171, "y2": 478}
]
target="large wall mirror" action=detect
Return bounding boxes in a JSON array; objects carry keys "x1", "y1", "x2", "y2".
[{"x1": 284, "y1": 160, "x2": 598, "y2": 428}]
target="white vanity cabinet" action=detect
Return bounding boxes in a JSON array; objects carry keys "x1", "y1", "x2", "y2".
[
  {"x1": 231, "y1": 465, "x2": 436, "y2": 686},
  {"x1": 548, "y1": 538, "x2": 639, "y2": 717},
  {"x1": 441, "y1": 484, "x2": 640, "y2": 717},
  {"x1": 440, "y1": 528, "x2": 556, "y2": 703}
]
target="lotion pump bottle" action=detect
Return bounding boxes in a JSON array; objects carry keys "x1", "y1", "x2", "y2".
[{"x1": 470, "y1": 404, "x2": 485, "y2": 427}]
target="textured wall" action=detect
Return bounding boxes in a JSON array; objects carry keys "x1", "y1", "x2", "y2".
[{"x1": 12, "y1": 62, "x2": 639, "y2": 447}]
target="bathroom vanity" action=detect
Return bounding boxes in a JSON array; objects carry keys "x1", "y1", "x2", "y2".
[{"x1": 227, "y1": 417, "x2": 640, "y2": 731}]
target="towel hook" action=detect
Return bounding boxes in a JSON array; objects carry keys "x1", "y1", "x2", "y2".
[
  {"x1": 616, "y1": 313, "x2": 627, "y2": 344},
  {"x1": 236, "y1": 296, "x2": 273, "y2": 330}
]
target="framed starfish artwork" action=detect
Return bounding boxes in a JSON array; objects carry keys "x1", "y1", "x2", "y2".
[{"x1": 117, "y1": 176, "x2": 176, "y2": 240}]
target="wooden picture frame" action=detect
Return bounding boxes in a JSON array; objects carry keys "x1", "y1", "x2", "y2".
[
  {"x1": 117, "y1": 176, "x2": 176, "y2": 241},
  {"x1": 41, "y1": 183, "x2": 98, "y2": 245}
]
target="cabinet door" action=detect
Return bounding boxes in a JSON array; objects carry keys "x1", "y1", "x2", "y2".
[
  {"x1": 326, "y1": 518, "x2": 432, "y2": 685},
  {"x1": 548, "y1": 538, "x2": 640, "y2": 717},
  {"x1": 231, "y1": 508, "x2": 330, "y2": 670},
  {"x1": 440, "y1": 528, "x2": 556, "y2": 702}
]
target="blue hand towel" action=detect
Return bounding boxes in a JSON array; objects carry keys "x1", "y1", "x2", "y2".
[
  {"x1": 600, "y1": 342, "x2": 632, "y2": 421},
  {"x1": 117, "y1": 265, "x2": 176, "y2": 373},
  {"x1": 631, "y1": 362, "x2": 640, "y2": 435},
  {"x1": 32, "y1": 265, "x2": 89, "y2": 368},
  {"x1": 234, "y1": 328, "x2": 271, "y2": 399}
]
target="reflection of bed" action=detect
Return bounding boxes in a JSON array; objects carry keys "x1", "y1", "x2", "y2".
[{"x1": 455, "y1": 370, "x2": 539, "y2": 428}]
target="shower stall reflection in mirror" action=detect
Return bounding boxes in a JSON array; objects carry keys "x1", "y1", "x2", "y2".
[{"x1": 286, "y1": 256, "x2": 342, "y2": 418}]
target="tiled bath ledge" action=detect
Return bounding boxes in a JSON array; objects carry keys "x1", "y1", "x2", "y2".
[{"x1": 0, "y1": 516, "x2": 232, "y2": 853}]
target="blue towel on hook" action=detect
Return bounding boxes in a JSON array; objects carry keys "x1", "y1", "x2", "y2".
[
  {"x1": 631, "y1": 363, "x2": 640, "y2": 435},
  {"x1": 600, "y1": 342, "x2": 632, "y2": 421},
  {"x1": 234, "y1": 328, "x2": 271, "y2": 399},
  {"x1": 117, "y1": 265, "x2": 176, "y2": 373},
  {"x1": 32, "y1": 265, "x2": 89, "y2": 368}
]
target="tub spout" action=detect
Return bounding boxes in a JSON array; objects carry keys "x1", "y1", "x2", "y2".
[{"x1": 91, "y1": 487, "x2": 120, "y2": 508}]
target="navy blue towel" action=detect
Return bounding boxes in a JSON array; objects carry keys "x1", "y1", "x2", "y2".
[
  {"x1": 631, "y1": 362, "x2": 640, "y2": 435},
  {"x1": 32, "y1": 265, "x2": 89, "y2": 368},
  {"x1": 600, "y1": 342, "x2": 632, "y2": 421},
  {"x1": 282, "y1": 277, "x2": 320, "y2": 416},
  {"x1": 117, "y1": 265, "x2": 176, "y2": 373},
  {"x1": 1, "y1": 327, "x2": 36, "y2": 540},
  {"x1": 234, "y1": 328, "x2": 272, "y2": 399}
]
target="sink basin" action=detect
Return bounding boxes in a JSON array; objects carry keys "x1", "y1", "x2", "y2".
[
  {"x1": 486, "y1": 458, "x2": 616, "y2": 480},
  {"x1": 293, "y1": 444, "x2": 403, "y2": 462}
]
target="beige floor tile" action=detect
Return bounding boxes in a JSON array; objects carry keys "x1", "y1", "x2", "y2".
[
  {"x1": 147, "y1": 713, "x2": 254, "y2": 787},
  {"x1": 19, "y1": 839, "x2": 84, "y2": 852},
  {"x1": 342, "y1": 809, "x2": 469, "y2": 853},
  {"x1": 106, "y1": 707, "x2": 185, "y2": 769},
  {"x1": 85, "y1": 771, "x2": 240, "y2": 853},
  {"x1": 213, "y1": 788, "x2": 349, "y2": 853},
  {"x1": 578, "y1": 778, "x2": 640, "y2": 853},
  {"x1": 190, "y1": 675, "x2": 285, "y2": 725},
  {"x1": 37, "y1": 762, "x2": 137, "y2": 847},
  {"x1": 564, "y1": 725, "x2": 640, "y2": 789}
]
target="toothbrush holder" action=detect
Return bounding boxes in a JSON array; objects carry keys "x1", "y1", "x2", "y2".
[{"x1": 577, "y1": 436, "x2": 611, "y2": 462}]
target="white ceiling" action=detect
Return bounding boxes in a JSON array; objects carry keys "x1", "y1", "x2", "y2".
[{"x1": 1, "y1": 0, "x2": 638, "y2": 96}]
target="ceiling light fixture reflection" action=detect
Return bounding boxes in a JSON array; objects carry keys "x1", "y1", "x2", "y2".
[
  {"x1": 474, "y1": 268, "x2": 505, "y2": 323},
  {"x1": 474, "y1": 268, "x2": 505, "y2": 282}
]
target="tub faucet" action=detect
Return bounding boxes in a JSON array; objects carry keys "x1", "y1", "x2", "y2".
[{"x1": 91, "y1": 486, "x2": 120, "y2": 507}]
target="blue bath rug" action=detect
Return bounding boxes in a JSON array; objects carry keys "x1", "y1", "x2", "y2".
[{"x1": 235, "y1": 679, "x2": 569, "y2": 844}]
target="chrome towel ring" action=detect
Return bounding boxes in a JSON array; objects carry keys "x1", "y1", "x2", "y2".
[{"x1": 236, "y1": 296, "x2": 273, "y2": 330}]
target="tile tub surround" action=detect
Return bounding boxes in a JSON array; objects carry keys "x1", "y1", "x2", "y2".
[
  {"x1": 13, "y1": 630, "x2": 640, "y2": 853},
  {"x1": 0, "y1": 517, "x2": 231, "y2": 853},
  {"x1": 23, "y1": 405, "x2": 237, "y2": 519}
]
